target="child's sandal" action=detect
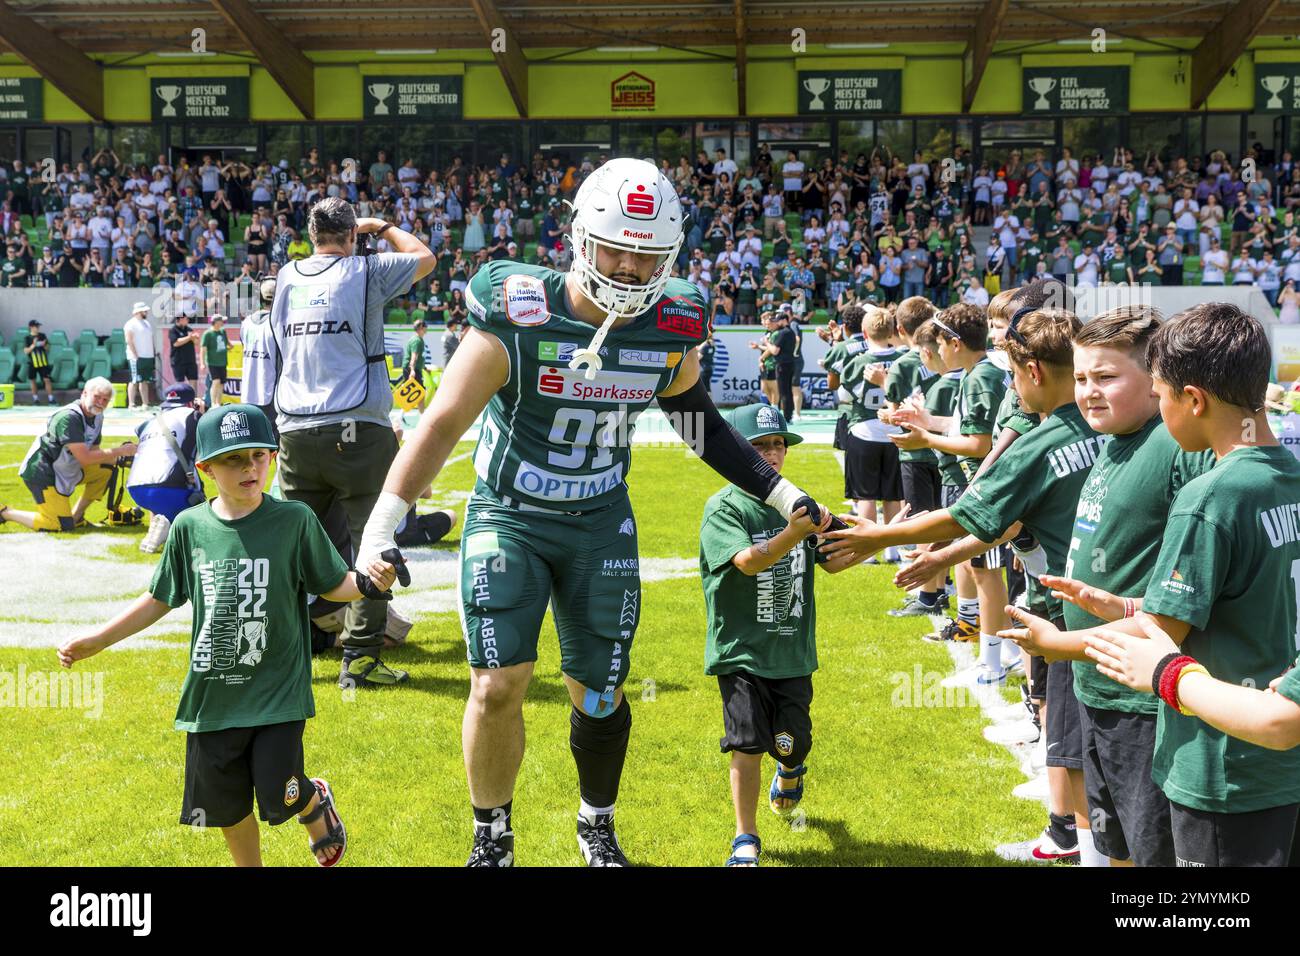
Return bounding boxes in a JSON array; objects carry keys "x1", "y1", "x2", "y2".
[
  {"x1": 725, "y1": 833, "x2": 761, "y2": 867},
  {"x1": 297, "y1": 777, "x2": 346, "y2": 867},
  {"x1": 769, "y1": 763, "x2": 806, "y2": 817}
]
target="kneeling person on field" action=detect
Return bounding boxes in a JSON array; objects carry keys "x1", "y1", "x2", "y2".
[
  {"x1": 700, "y1": 403, "x2": 858, "y2": 867},
  {"x1": 3, "y1": 378, "x2": 137, "y2": 531},
  {"x1": 56, "y1": 403, "x2": 401, "y2": 868}
]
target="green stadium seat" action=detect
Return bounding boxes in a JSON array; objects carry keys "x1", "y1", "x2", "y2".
[
  {"x1": 0, "y1": 347, "x2": 13, "y2": 385},
  {"x1": 46, "y1": 329, "x2": 69, "y2": 348},
  {"x1": 386, "y1": 307, "x2": 408, "y2": 324},
  {"x1": 80, "y1": 347, "x2": 112, "y2": 387},
  {"x1": 1184, "y1": 255, "x2": 1201, "y2": 271},
  {"x1": 108, "y1": 339, "x2": 127, "y2": 372},
  {"x1": 410, "y1": 309, "x2": 427, "y2": 325},
  {"x1": 48, "y1": 346, "x2": 78, "y2": 390},
  {"x1": 76, "y1": 337, "x2": 96, "y2": 374}
]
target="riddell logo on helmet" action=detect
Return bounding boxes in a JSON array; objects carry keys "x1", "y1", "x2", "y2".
[{"x1": 622, "y1": 229, "x2": 654, "y2": 240}]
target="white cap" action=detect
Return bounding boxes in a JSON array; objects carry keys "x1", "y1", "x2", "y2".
[{"x1": 132, "y1": 301, "x2": 149, "y2": 315}]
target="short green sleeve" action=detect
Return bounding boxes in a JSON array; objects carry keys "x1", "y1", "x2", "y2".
[
  {"x1": 148, "y1": 519, "x2": 191, "y2": 608},
  {"x1": 299, "y1": 507, "x2": 351, "y2": 596},
  {"x1": 700, "y1": 498, "x2": 755, "y2": 574},
  {"x1": 960, "y1": 387, "x2": 1000, "y2": 436},
  {"x1": 1275, "y1": 662, "x2": 1300, "y2": 708},
  {"x1": 946, "y1": 443, "x2": 1040, "y2": 543},
  {"x1": 1140, "y1": 510, "x2": 1232, "y2": 630}
]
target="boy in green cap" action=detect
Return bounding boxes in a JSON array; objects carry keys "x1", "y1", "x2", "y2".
[
  {"x1": 200, "y1": 314, "x2": 229, "y2": 410},
  {"x1": 57, "y1": 403, "x2": 403, "y2": 867},
  {"x1": 699, "y1": 402, "x2": 855, "y2": 867}
]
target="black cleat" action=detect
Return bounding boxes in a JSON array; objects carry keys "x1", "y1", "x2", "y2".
[
  {"x1": 577, "y1": 813, "x2": 630, "y2": 867},
  {"x1": 467, "y1": 827, "x2": 515, "y2": 867}
]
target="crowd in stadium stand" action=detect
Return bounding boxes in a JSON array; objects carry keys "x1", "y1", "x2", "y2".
[{"x1": 1, "y1": 141, "x2": 1299, "y2": 324}]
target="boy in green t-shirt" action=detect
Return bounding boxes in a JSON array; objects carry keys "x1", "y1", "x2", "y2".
[
  {"x1": 200, "y1": 315, "x2": 229, "y2": 410},
  {"x1": 57, "y1": 404, "x2": 401, "y2": 868},
  {"x1": 1010, "y1": 304, "x2": 1300, "y2": 866},
  {"x1": 699, "y1": 403, "x2": 850, "y2": 867},
  {"x1": 403, "y1": 319, "x2": 429, "y2": 411}
]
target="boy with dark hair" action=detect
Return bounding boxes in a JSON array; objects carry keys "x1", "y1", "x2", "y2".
[
  {"x1": 57, "y1": 404, "x2": 402, "y2": 867},
  {"x1": 1008, "y1": 303, "x2": 1300, "y2": 866}
]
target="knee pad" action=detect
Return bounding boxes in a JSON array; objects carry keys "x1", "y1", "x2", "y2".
[
  {"x1": 578, "y1": 685, "x2": 621, "y2": 718},
  {"x1": 572, "y1": 693, "x2": 631, "y2": 732}
]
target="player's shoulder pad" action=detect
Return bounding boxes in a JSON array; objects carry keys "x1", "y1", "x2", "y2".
[
  {"x1": 651, "y1": 278, "x2": 710, "y2": 346},
  {"x1": 466, "y1": 260, "x2": 561, "y2": 333}
]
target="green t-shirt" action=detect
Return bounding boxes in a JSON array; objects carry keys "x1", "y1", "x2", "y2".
[
  {"x1": 953, "y1": 356, "x2": 1007, "y2": 482},
  {"x1": 18, "y1": 402, "x2": 102, "y2": 497},
  {"x1": 883, "y1": 348, "x2": 938, "y2": 463},
  {"x1": 993, "y1": 384, "x2": 1038, "y2": 441},
  {"x1": 1276, "y1": 659, "x2": 1300, "y2": 708},
  {"x1": 842, "y1": 345, "x2": 902, "y2": 432},
  {"x1": 1064, "y1": 417, "x2": 1214, "y2": 713},
  {"x1": 404, "y1": 333, "x2": 426, "y2": 375},
  {"x1": 1106, "y1": 256, "x2": 1129, "y2": 284},
  {"x1": 700, "y1": 485, "x2": 818, "y2": 679},
  {"x1": 927, "y1": 370, "x2": 964, "y2": 486},
  {"x1": 149, "y1": 496, "x2": 349, "y2": 733},
  {"x1": 1141, "y1": 445, "x2": 1300, "y2": 813},
  {"x1": 948, "y1": 403, "x2": 1107, "y2": 621},
  {"x1": 201, "y1": 329, "x2": 228, "y2": 367}
]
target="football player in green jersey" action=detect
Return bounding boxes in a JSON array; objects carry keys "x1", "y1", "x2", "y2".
[{"x1": 358, "y1": 159, "x2": 837, "y2": 867}]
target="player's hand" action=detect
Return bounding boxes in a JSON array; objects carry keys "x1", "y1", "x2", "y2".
[
  {"x1": 1038, "y1": 573, "x2": 1125, "y2": 622},
  {"x1": 354, "y1": 217, "x2": 389, "y2": 234},
  {"x1": 354, "y1": 547, "x2": 411, "y2": 600},
  {"x1": 818, "y1": 513, "x2": 882, "y2": 559},
  {"x1": 894, "y1": 546, "x2": 945, "y2": 592},
  {"x1": 890, "y1": 401, "x2": 929, "y2": 430},
  {"x1": 57, "y1": 633, "x2": 108, "y2": 668},
  {"x1": 997, "y1": 605, "x2": 1072, "y2": 662},
  {"x1": 786, "y1": 504, "x2": 821, "y2": 538},
  {"x1": 889, "y1": 422, "x2": 931, "y2": 451},
  {"x1": 865, "y1": 363, "x2": 889, "y2": 386},
  {"x1": 1081, "y1": 616, "x2": 1180, "y2": 693}
]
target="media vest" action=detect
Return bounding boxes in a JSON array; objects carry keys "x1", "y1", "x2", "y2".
[{"x1": 240, "y1": 308, "x2": 275, "y2": 407}]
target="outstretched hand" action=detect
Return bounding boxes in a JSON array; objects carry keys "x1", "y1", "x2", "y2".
[
  {"x1": 1081, "y1": 615, "x2": 1180, "y2": 693},
  {"x1": 997, "y1": 605, "x2": 1073, "y2": 662},
  {"x1": 1038, "y1": 573, "x2": 1125, "y2": 622}
]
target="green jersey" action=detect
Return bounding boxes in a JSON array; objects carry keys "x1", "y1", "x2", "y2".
[
  {"x1": 1276, "y1": 658, "x2": 1300, "y2": 709},
  {"x1": 403, "y1": 333, "x2": 426, "y2": 375},
  {"x1": 993, "y1": 383, "x2": 1038, "y2": 441},
  {"x1": 19, "y1": 402, "x2": 102, "y2": 497},
  {"x1": 949, "y1": 403, "x2": 1107, "y2": 621},
  {"x1": 928, "y1": 371, "x2": 964, "y2": 486},
  {"x1": 149, "y1": 496, "x2": 349, "y2": 733},
  {"x1": 953, "y1": 356, "x2": 1007, "y2": 482},
  {"x1": 1064, "y1": 417, "x2": 1214, "y2": 713},
  {"x1": 883, "y1": 348, "x2": 938, "y2": 463},
  {"x1": 465, "y1": 260, "x2": 707, "y2": 512},
  {"x1": 201, "y1": 328, "x2": 228, "y2": 367},
  {"x1": 842, "y1": 345, "x2": 902, "y2": 437},
  {"x1": 700, "y1": 485, "x2": 818, "y2": 679},
  {"x1": 1141, "y1": 446, "x2": 1300, "y2": 813}
]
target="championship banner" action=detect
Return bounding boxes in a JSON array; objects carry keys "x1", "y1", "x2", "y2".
[
  {"x1": 151, "y1": 77, "x2": 249, "y2": 122},
  {"x1": 363, "y1": 76, "x2": 463, "y2": 120},
  {"x1": 1256, "y1": 65, "x2": 1300, "y2": 114},
  {"x1": 1022, "y1": 66, "x2": 1129, "y2": 115},
  {"x1": 797, "y1": 70, "x2": 902, "y2": 115},
  {"x1": 0, "y1": 78, "x2": 42, "y2": 121}
]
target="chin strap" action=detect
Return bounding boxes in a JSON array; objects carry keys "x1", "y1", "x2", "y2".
[{"x1": 568, "y1": 307, "x2": 619, "y2": 381}]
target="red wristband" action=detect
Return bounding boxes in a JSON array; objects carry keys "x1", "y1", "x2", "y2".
[
  {"x1": 1158, "y1": 655, "x2": 1197, "y2": 711},
  {"x1": 1123, "y1": 597, "x2": 1136, "y2": 619}
]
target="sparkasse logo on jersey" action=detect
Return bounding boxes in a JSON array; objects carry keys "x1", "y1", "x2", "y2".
[
  {"x1": 537, "y1": 366, "x2": 659, "y2": 403},
  {"x1": 656, "y1": 297, "x2": 705, "y2": 338}
]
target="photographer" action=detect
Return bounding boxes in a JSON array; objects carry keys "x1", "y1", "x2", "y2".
[
  {"x1": 267, "y1": 197, "x2": 435, "y2": 689},
  {"x1": 128, "y1": 383, "x2": 204, "y2": 553}
]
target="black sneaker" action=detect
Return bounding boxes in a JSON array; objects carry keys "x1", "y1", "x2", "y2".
[
  {"x1": 888, "y1": 597, "x2": 941, "y2": 618},
  {"x1": 577, "y1": 813, "x2": 630, "y2": 867},
  {"x1": 922, "y1": 618, "x2": 962, "y2": 644},
  {"x1": 338, "y1": 653, "x2": 409, "y2": 689},
  {"x1": 467, "y1": 827, "x2": 515, "y2": 867}
]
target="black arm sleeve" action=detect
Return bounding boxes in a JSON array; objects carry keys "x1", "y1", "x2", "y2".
[{"x1": 657, "y1": 375, "x2": 782, "y2": 502}]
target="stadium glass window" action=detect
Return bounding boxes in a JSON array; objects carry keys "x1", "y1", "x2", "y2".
[
  {"x1": 264, "y1": 125, "x2": 304, "y2": 167},
  {"x1": 93, "y1": 125, "x2": 111, "y2": 154},
  {"x1": 656, "y1": 124, "x2": 692, "y2": 168},
  {"x1": 694, "y1": 120, "x2": 742, "y2": 167},
  {"x1": 434, "y1": 123, "x2": 475, "y2": 170},
  {"x1": 69, "y1": 127, "x2": 93, "y2": 167},
  {"x1": 0, "y1": 129, "x2": 15, "y2": 165},
  {"x1": 1203, "y1": 113, "x2": 1242, "y2": 163},
  {"x1": 112, "y1": 125, "x2": 162, "y2": 166},
  {"x1": 915, "y1": 119, "x2": 953, "y2": 162},
  {"x1": 955, "y1": 118, "x2": 974, "y2": 154},
  {"x1": 396, "y1": 124, "x2": 439, "y2": 170},
  {"x1": 360, "y1": 125, "x2": 396, "y2": 170},
  {"x1": 1128, "y1": 115, "x2": 1185, "y2": 167},
  {"x1": 1061, "y1": 116, "x2": 1121, "y2": 166},
  {"x1": 1245, "y1": 113, "x2": 1283, "y2": 165},
  {"x1": 619, "y1": 122, "x2": 657, "y2": 164},
  {"x1": 321, "y1": 126, "x2": 356, "y2": 171},
  {"x1": 476, "y1": 124, "x2": 522, "y2": 169},
  {"x1": 875, "y1": 119, "x2": 911, "y2": 163},
  {"x1": 23, "y1": 127, "x2": 52, "y2": 167},
  {"x1": 838, "y1": 120, "x2": 873, "y2": 167},
  {"x1": 184, "y1": 124, "x2": 256, "y2": 148},
  {"x1": 757, "y1": 121, "x2": 831, "y2": 168}
]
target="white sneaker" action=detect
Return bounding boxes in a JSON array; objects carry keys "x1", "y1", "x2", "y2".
[
  {"x1": 939, "y1": 663, "x2": 983, "y2": 689},
  {"x1": 1012, "y1": 774, "x2": 1051, "y2": 803},
  {"x1": 995, "y1": 826, "x2": 1079, "y2": 864},
  {"x1": 1020, "y1": 735, "x2": 1048, "y2": 777},
  {"x1": 139, "y1": 513, "x2": 171, "y2": 553},
  {"x1": 984, "y1": 718, "x2": 1041, "y2": 746},
  {"x1": 987, "y1": 701, "x2": 1030, "y2": 723}
]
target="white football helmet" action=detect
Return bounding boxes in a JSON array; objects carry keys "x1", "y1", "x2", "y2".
[{"x1": 568, "y1": 157, "x2": 684, "y2": 318}]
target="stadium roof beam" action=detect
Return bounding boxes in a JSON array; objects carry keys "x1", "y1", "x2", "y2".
[
  {"x1": 208, "y1": 0, "x2": 315, "y2": 118},
  {"x1": 962, "y1": 0, "x2": 1008, "y2": 112},
  {"x1": 734, "y1": 0, "x2": 746, "y2": 116},
  {"x1": 0, "y1": 0, "x2": 103, "y2": 119},
  {"x1": 470, "y1": 0, "x2": 529, "y2": 117},
  {"x1": 1189, "y1": 0, "x2": 1280, "y2": 108}
]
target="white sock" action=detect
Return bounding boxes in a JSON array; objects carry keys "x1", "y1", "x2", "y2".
[
  {"x1": 884, "y1": 546, "x2": 900, "y2": 562},
  {"x1": 957, "y1": 597, "x2": 980, "y2": 625},
  {"x1": 981, "y1": 632, "x2": 1002, "y2": 671},
  {"x1": 1076, "y1": 826, "x2": 1107, "y2": 867},
  {"x1": 578, "y1": 800, "x2": 614, "y2": 823}
]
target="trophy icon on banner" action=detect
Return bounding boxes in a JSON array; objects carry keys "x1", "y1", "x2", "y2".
[
  {"x1": 368, "y1": 83, "x2": 395, "y2": 115},
  {"x1": 803, "y1": 76, "x2": 831, "y2": 111},
  {"x1": 1029, "y1": 77, "x2": 1057, "y2": 110},
  {"x1": 1262, "y1": 75, "x2": 1290, "y2": 110},
  {"x1": 156, "y1": 84, "x2": 182, "y2": 118}
]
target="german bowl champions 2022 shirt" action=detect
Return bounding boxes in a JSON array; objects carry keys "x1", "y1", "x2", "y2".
[{"x1": 150, "y1": 495, "x2": 349, "y2": 733}]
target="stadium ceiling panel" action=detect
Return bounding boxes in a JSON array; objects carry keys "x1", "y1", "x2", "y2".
[{"x1": 0, "y1": 1, "x2": 1297, "y2": 55}]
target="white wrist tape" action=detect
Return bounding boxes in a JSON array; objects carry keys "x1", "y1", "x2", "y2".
[
  {"x1": 764, "y1": 477, "x2": 804, "y2": 521},
  {"x1": 357, "y1": 491, "x2": 410, "y2": 563}
]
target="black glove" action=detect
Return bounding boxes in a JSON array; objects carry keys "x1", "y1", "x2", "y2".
[
  {"x1": 354, "y1": 547, "x2": 411, "y2": 601},
  {"x1": 796, "y1": 495, "x2": 848, "y2": 555}
]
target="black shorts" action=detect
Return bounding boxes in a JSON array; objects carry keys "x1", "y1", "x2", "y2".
[
  {"x1": 844, "y1": 432, "x2": 902, "y2": 501},
  {"x1": 1045, "y1": 653, "x2": 1083, "y2": 770},
  {"x1": 718, "y1": 670, "x2": 814, "y2": 766},
  {"x1": 1080, "y1": 703, "x2": 1175, "y2": 865},
  {"x1": 832, "y1": 412, "x2": 848, "y2": 450},
  {"x1": 969, "y1": 543, "x2": 1009, "y2": 570},
  {"x1": 28, "y1": 366, "x2": 52, "y2": 384},
  {"x1": 899, "y1": 460, "x2": 940, "y2": 514},
  {"x1": 761, "y1": 367, "x2": 776, "y2": 382},
  {"x1": 1169, "y1": 800, "x2": 1298, "y2": 867},
  {"x1": 207, "y1": 365, "x2": 227, "y2": 381},
  {"x1": 180, "y1": 720, "x2": 314, "y2": 828},
  {"x1": 1028, "y1": 655, "x2": 1048, "y2": 702},
  {"x1": 171, "y1": 356, "x2": 198, "y2": 381},
  {"x1": 792, "y1": 357, "x2": 805, "y2": 382},
  {"x1": 940, "y1": 483, "x2": 965, "y2": 509}
]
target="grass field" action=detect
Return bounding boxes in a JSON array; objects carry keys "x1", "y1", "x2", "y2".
[{"x1": 0, "y1": 435, "x2": 1040, "y2": 866}]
